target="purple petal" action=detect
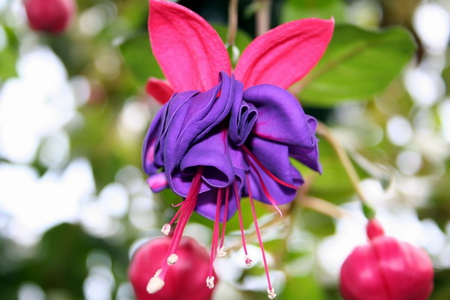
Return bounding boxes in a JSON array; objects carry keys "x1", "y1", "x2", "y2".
[
  {"x1": 247, "y1": 136, "x2": 301, "y2": 185},
  {"x1": 229, "y1": 81, "x2": 257, "y2": 146},
  {"x1": 289, "y1": 116, "x2": 322, "y2": 173},
  {"x1": 243, "y1": 84, "x2": 315, "y2": 148},
  {"x1": 164, "y1": 73, "x2": 236, "y2": 194},
  {"x1": 195, "y1": 181, "x2": 244, "y2": 222},
  {"x1": 147, "y1": 173, "x2": 169, "y2": 193},
  {"x1": 246, "y1": 156, "x2": 302, "y2": 205},
  {"x1": 179, "y1": 127, "x2": 234, "y2": 189}
]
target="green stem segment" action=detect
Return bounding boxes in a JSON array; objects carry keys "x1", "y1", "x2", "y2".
[
  {"x1": 316, "y1": 122, "x2": 375, "y2": 219},
  {"x1": 254, "y1": 0, "x2": 272, "y2": 36},
  {"x1": 227, "y1": 0, "x2": 239, "y2": 46}
]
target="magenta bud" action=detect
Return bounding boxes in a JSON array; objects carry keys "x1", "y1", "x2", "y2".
[
  {"x1": 24, "y1": 0, "x2": 76, "y2": 34},
  {"x1": 340, "y1": 219, "x2": 434, "y2": 300},
  {"x1": 129, "y1": 237, "x2": 216, "y2": 300}
]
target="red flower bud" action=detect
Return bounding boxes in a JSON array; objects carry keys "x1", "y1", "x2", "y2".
[
  {"x1": 340, "y1": 219, "x2": 434, "y2": 300},
  {"x1": 129, "y1": 237, "x2": 216, "y2": 300},
  {"x1": 24, "y1": 0, "x2": 75, "y2": 34}
]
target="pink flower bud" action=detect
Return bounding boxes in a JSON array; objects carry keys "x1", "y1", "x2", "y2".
[
  {"x1": 24, "y1": 0, "x2": 75, "y2": 34},
  {"x1": 340, "y1": 219, "x2": 434, "y2": 300},
  {"x1": 129, "y1": 237, "x2": 216, "y2": 300}
]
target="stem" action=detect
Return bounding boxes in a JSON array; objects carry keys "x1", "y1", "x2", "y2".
[
  {"x1": 300, "y1": 196, "x2": 347, "y2": 219},
  {"x1": 254, "y1": 0, "x2": 272, "y2": 36},
  {"x1": 316, "y1": 122, "x2": 369, "y2": 204},
  {"x1": 227, "y1": 0, "x2": 239, "y2": 46}
]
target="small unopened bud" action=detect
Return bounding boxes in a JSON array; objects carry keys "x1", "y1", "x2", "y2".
[
  {"x1": 267, "y1": 287, "x2": 276, "y2": 299},
  {"x1": 206, "y1": 276, "x2": 215, "y2": 289},
  {"x1": 24, "y1": 0, "x2": 75, "y2": 34},
  {"x1": 340, "y1": 219, "x2": 434, "y2": 300},
  {"x1": 245, "y1": 255, "x2": 253, "y2": 266},
  {"x1": 161, "y1": 223, "x2": 171, "y2": 235},
  {"x1": 167, "y1": 253, "x2": 178, "y2": 265},
  {"x1": 147, "y1": 276, "x2": 165, "y2": 294},
  {"x1": 217, "y1": 246, "x2": 227, "y2": 258}
]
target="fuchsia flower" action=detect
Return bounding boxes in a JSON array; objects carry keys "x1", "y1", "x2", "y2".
[
  {"x1": 129, "y1": 237, "x2": 216, "y2": 300},
  {"x1": 24, "y1": 0, "x2": 75, "y2": 34},
  {"x1": 340, "y1": 219, "x2": 434, "y2": 300},
  {"x1": 142, "y1": 0, "x2": 333, "y2": 298}
]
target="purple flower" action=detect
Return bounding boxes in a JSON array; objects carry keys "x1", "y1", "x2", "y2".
[
  {"x1": 140, "y1": 1, "x2": 334, "y2": 298},
  {"x1": 144, "y1": 71, "x2": 320, "y2": 220}
]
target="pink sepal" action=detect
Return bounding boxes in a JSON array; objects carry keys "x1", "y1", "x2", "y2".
[
  {"x1": 235, "y1": 18, "x2": 334, "y2": 89},
  {"x1": 146, "y1": 77, "x2": 174, "y2": 105},
  {"x1": 149, "y1": 0, "x2": 231, "y2": 92}
]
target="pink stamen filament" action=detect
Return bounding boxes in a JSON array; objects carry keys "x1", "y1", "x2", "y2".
[
  {"x1": 218, "y1": 186, "x2": 229, "y2": 254},
  {"x1": 243, "y1": 154, "x2": 283, "y2": 217},
  {"x1": 156, "y1": 166, "x2": 204, "y2": 281},
  {"x1": 246, "y1": 173, "x2": 274, "y2": 295},
  {"x1": 209, "y1": 188, "x2": 223, "y2": 281},
  {"x1": 241, "y1": 145, "x2": 297, "y2": 190},
  {"x1": 234, "y1": 181, "x2": 250, "y2": 263}
]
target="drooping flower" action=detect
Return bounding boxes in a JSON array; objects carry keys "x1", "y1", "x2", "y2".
[
  {"x1": 129, "y1": 237, "x2": 216, "y2": 300},
  {"x1": 142, "y1": 0, "x2": 334, "y2": 298},
  {"x1": 24, "y1": 0, "x2": 75, "y2": 34},
  {"x1": 340, "y1": 219, "x2": 434, "y2": 300}
]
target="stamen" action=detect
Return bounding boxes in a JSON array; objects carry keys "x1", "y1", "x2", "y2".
[
  {"x1": 242, "y1": 145, "x2": 297, "y2": 190},
  {"x1": 150, "y1": 167, "x2": 204, "y2": 290},
  {"x1": 234, "y1": 181, "x2": 251, "y2": 266},
  {"x1": 245, "y1": 255, "x2": 253, "y2": 267},
  {"x1": 167, "y1": 254, "x2": 178, "y2": 265},
  {"x1": 267, "y1": 288, "x2": 277, "y2": 299},
  {"x1": 206, "y1": 276, "x2": 215, "y2": 289},
  {"x1": 244, "y1": 155, "x2": 283, "y2": 217},
  {"x1": 161, "y1": 223, "x2": 171, "y2": 235},
  {"x1": 217, "y1": 246, "x2": 227, "y2": 258},
  {"x1": 208, "y1": 188, "x2": 223, "y2": 284},
  {"x1": 218, "y1": 187, "x2": 229, "y2": 257},
  {"x1": 147, "y1": 269, "x2": 165, "y2": 294},
  {"x1": 246, "y1": 173, "x2": 275, "y2": 297}
]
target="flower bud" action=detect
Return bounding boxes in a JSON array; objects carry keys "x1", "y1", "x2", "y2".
[
  {"x1": 340, "y1": 219, "x2": 434, "y2": 300},
  {"x1": 24, "y1": 0, "x2": 75, "y2": 34},
  {"x1": 129, "y1": 237, "x2": 216, "y2": 300}
]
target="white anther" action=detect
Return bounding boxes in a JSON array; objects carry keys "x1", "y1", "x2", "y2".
[
  {"x1": 267, "y1": 288, "x2": 276, "y2": 299},
  {"x1": 217, "y1": 246, "x2": 227, "y2": 258},
  {"x1": 167, "y1": 254, "x2": 178, "y2": 265},
  {"x1": 161, "y1": 223, "x2": 171, "y2": 235},
  {"x1": 206, "y1": 276, "x2": 215, "y2": 289},
  {"x1": 244, "y1": 255, "x2": 253, "y2": 267},
  {"x1": 147, "y1": 276, "x2": 165, "y2": 294}
]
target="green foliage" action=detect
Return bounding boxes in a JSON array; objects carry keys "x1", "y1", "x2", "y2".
[
  {"x1": 118, "y1": 33, "x2": 164, "y2": 86},
  {"x1": 298, "y1": 24, "x2": 416, "y2": 106},
  {"x1": 0, "y1": 26, "x2": 18, "y2": 80},
  {"x1": 281, "y1": 0, "x2": 346, "y2": 23}
]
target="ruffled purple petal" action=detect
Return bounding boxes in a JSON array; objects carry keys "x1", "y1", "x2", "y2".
[
  {"x1": 229, "y1": 81, "x2": 257, "y2": 146},
  {"x1": 243, "y1": 84, "x2": 315, "y2": 148},
  {"x1": 289, "y1": 116, "x2": 322, "y2": 173},
  {"x1": 180, "y1": 127, "x2": 234, "y2": 189}
]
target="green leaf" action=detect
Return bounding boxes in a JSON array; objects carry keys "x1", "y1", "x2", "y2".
[
  {"x1": 0, "y1": 26, "x2": 18, "y2": 80},
  {"x1": 118, "y1": 33, "x2": 164, "y2": 86},
  {"x1": 297, "y1": 24, "x2": 416, "y2": 107},
  {"x1": 282, "y1": 274, "x2": 327, "y2": 300},
  {"x1": 281, "y1": 0, "x2": 346, "y2": 23}
]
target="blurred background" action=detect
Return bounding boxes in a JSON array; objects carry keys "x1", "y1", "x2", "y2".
[{"x1": 1, "y1": 0, "x2": 450, "y2": 299}]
